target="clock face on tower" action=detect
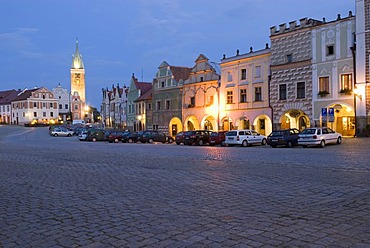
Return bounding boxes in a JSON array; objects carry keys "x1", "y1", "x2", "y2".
[{"x1": 75, "y1": 73, "x2": 80, "y2": 79}]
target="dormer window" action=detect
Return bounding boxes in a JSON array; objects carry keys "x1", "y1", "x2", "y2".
[
  {"x1": 161, "y1": 81, "x2": 165, "y2": 88},
  {"x1": 200, "y1": 76, "x2": 204, "y2": 82}
]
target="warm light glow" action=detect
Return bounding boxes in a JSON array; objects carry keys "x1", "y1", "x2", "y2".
[
  {"x1": 84, "y1": 105, "x2": 90, "y2": 111},
  {"x1": 138, "y1": 115, "x2": 142, "y2": 121},
  {"x1": 353, "y1": 87, "x2": 364, "y2": 100}
]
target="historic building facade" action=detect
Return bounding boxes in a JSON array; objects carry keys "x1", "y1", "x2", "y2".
[
  {"x1": 312, "y1": 12, "x2": 356, "y2": 136},
  {"x1": 270, "y1": 18, "x2": 323, "y2": 131},
  {"x1": 101, "y1": 84, "x2": 128, "y2": 129},
  {"x1": 52, "y1": 84, "x2": 71, "y2": 124},
  {"x1": 126, "y1": 75, "x2": 151, "y2": 131},
  {"x1": 220, "y1": 47, "x2": 272, "y2": 135},
  {"x1": 0, "y1": 89, "x2": 20, "y2": 124},
  {"x1": 11, "y1": 87, "x2": 58, "y2": 125},
  {"x1": 70, "y1": 39, "x2": 86, "y2": 121},
  {"x1": 151, "y1": 61, "x2": 191, "y2": 136},
  {"x1": 182, "y1": 54, "x2": 220, "y2": 132}
]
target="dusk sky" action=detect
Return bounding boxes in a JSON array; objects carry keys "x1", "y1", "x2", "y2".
[{"x1": 1, "y1": 0, "x2": 355, "y2": 108}]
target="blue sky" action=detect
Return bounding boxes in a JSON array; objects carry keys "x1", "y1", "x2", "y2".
[{"x1": 0, "y1": 0, "x2": 355, "y2": 108}]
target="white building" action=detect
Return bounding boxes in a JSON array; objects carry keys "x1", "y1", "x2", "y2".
[
  {"x1": 52, "y1": 84, "x2": 71, "y2": 123},
  {"x1": 11, "y1": 87, "x2": 58, "y2": 125},
  {"x1": 101, "y1": 84, "x2": 128, "y2": 129}
]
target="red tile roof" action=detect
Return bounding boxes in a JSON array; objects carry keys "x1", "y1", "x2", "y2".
[
  {"x1": 0, "y1": 90, "x2": 22, "y2": 104},
  {"x1": 169, "y1": 66, "x2": 191, "y2": 82}
]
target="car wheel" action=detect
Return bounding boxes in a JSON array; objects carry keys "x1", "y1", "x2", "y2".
[
  {"x1": 286, "y1": 141, "x2": 293, "y2": 148},
  {"x1": 319, "y1": 140, "x2": 325, "y2": 148},
  {"x1": 92, "y1": 137, "x2": 97, "y2": 142},
  {"x1": 67, "y1": 134, "x2": 71, "y2": 137},
  {"x1": 198, "y1": 140, "x2": 204, "y2": 146},
  {"x1": 168, "y1": 138, "x2": 173, "y2": 143},
  {"x1": 114, "y1": 138, "x2": 119, "y2": 143},
  {"x1": 148, "y1": 138, "x2": 154, "y2": 144},
  {"x1": 176, "y1": 142, "x2": 180, "y2": 145},
  {"x1": 128, "y1": 138, "x2": 133, "y2": 143},
  {"x1": 221, "y1": 141, "x2": 226, "y2": 147},
  {"x1": 242, "y1": 140, "x2": 248, "y2": 147},
  {"x1": 261, "y1": 138, "x2": 267, "y2": 146},
  {"x1": 54, "y1": 133, "x2": 58, "y2": 137},
  {"x1": 337, "y1": 137, "x2": 342, "y2": 144}
]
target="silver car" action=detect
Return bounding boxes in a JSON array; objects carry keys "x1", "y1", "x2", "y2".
[
  {"x1": 225, "y1": 129, "x2": 267, "y2": 147},
  {"x1": 298, "y1": 127, "x2": 342, "y2": 148},
  {"x1": 50, "y1": 128, "x2": 74, "y2": 137}
]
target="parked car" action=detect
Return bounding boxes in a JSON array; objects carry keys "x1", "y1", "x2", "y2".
[
  {"x1": 123, "y1": 131, "x2": 143, "y2": 143},
  {"x1": 298, "y1": 127, "x2": 342, "y2": 148},
  {"x1": 140, "y1": 131, "x2": 174, "y2": 143},
  {"x1": 86, "y1": 129, "x2": 106, "y2": 142},
  {"x1": 175, "y1": 131, "x2": 185, "y2": 145},
  {"x1": 266, "y1": 128, "x2": 300, "y2": 148},
  {"x1": 107, "y1": 131, "x2": 129, "y2": 143},
  {"x1": 50, "y1": 128, "x2": 74, "y2": 137},
  {"x1": 182, "y1": 130, "x2": 212, "y2": 146},
  {"x1": 225, "y1": 129, "x2": 267, "y2": 147},
  {"x1": 209, "y1": 131, "x2": 226, "y2": 146}
]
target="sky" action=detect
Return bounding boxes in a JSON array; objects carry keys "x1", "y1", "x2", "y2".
[{"x1": 0, "y1": 0, "x2": 355, "y2": 109}]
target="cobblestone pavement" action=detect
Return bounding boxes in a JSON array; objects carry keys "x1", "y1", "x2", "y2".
[{"x1": 0, "y1": 125, "x2": 369, "y2": 248}]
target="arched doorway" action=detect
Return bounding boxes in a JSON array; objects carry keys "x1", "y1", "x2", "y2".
[
  {"x1": 236, "y1": 116, "x2": 250, "y2": 130},
  {"x1": 184, "y1": 115, "x2": 200, "y2": 131},
  {"x1": 202, "y1": 115, "x2": 217, "y2": 131},
  {"x1": 326, "y1": 103, "x2": 355, "y2": 136},
  {"x1": 221, "y1": 116, "x2": 233, "y2": 131},
  {"x1": 169, "y1": 117, "x2": 182, "y2": 136},
  {"x1": 280, "y1": 110, "x2": 310, "y2": 131},
  {"x1": 253, "y1": 115, "x2": 272, "y2": 136}
]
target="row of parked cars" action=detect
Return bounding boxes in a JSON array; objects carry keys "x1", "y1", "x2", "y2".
[
  {"x1": 175, "y1": 127, "x2": 343, "y2": 148},
  {"x1": 73, "y1": 126, "x2": 342, "y2": 149}
]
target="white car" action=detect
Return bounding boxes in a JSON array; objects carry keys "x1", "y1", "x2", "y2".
[
  {"x1": 50, "y1": 128, "x2": 74, "y2": 137},
  {"x1": 225, "y1": 129, "x2": 267, "y2": 147},
  {"x1": 298, "y1": 127, "x2": 342, "y2": 148}
]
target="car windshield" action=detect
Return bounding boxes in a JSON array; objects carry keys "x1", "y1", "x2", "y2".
[
  {"x1": 301, "y1": 128, "x2": 316, "y2": 134},
  {"x1": 210, "y1": 132, "x2": 218, "y2": 136}
]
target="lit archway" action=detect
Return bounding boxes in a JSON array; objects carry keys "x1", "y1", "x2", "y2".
[
  {"x1": 236, "y1": 116, "x2": 250, "y2": 130},
  {"x1": 279, "y1": 110, "x2": 310, "y2": 131},
  {"x1": 184, "y1": 115, "x2": 200, "y2": 131},
  {"x1": 221, "y1": 116, "x2": 233, "y2": 131},
  {"x1": 168, "y1": 117, "x2": 182, "y2": 136},
  {"x1": 201, "y1": 115, "x2": 217, "y2": 131},
  {"x1": 253, "y1": 115, "x2": 272, "y2": 136},
  {"x1": 325, "y1": 103, "x2": 355, "y2": 136}
]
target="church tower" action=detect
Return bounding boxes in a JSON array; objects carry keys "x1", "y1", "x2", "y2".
[{"x1": 70, "y1": 38, "x2": 86, "y2": 121}]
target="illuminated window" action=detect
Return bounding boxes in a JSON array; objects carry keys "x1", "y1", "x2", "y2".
[
  {"x1": 319, "y1": 76, "x2": 330, "y2": 92},
  {"x1": 341, "y1": 74, "x2": 352, "y2": 90}
]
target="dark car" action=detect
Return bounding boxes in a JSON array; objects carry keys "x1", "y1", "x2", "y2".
[
  {"x1": 123, "y1": 131, "x2": 144, "y2": 143},
  {"x1": 266, "y1": 128, "x2": 300, "y2": 148},
  {"x1": 140, "y1": 131, "x2": 174, "y2": 144},
  {"x1": 175, "y1": 131, "x2": 185, "y2": 145},
  {"x1": 86, "y1": 129, "x2": 106, "y2": 142},
  {"x1": 108, "y1": 131, "x2": 129, "y2": 143},
  {"x1": 209, "y1": 131, "x2": 226, "y2": 146},
  {"x1": 183, "y1": 130, "x2": 212, "y2": 146}
]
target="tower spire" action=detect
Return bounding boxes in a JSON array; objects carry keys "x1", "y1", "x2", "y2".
[{"x1": 71, "y1": 37, "x2": 84, "y2": 69}]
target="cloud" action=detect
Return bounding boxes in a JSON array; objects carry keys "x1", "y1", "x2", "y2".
[{"x1": 0, "y1": 27, "x2": 43, "y2": 58}]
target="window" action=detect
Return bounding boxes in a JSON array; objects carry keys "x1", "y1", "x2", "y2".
[
  {"x1": 240, "y1": 89, "x2": 247, "y2": 103},
  {"x1": 74, "y1": 104, "x2": 78, "y2": 110},
  {"x1": 241, "y1": 69, "x2": 247, "y2": 80},
  {"x1": 208, "y1": 95, "x2": 214, "y2": 106},
  {"x1": 42, "y1": 102, "x2": 46, "y2": 108},
  {"x1": 42, "y1": 95, "x2": 45, "y2": 99},
  {"x1": 22, "y1": 112, "x2": 25, "y2": 117},
  {"x1": 319, "y1": 76, "x2": 330, "y2": 92},
  {"x1": 190, "y1": 97, "x2": 195, "y2": 107},
  {"x1": 59, "y1": 104, "x2": 62, "y2": 109},
  {"x1": 200, "y1": 76, "x2": 204, "y2": 82},
  {"x1": 43, "y1": 112, "x2": 46, "y2": 117},
  {"x1": 157, "y1": 101, "x2": 161, "y2": 110},
  {"x1": 65, "y1": 104, "x2": 68, "y2": 109},
  {"x1": 227, "y1": 91, "x2": 233, "y2": 104},
  {"x1": 287, "y1": 54, "x2": 293, "y2": 63},
  {"x1": 279, "y1": 84, "x2": 287, "y2": 100},
  {"x1": 255, "y1": 66, "x2": 261, "y2": 78},
  {"x1": 255, "y1": 87, "x2": 262, "y2": 101},
  {"x1": 34, "y1": 102, "x2": 37, "y2": 107},
  {"x1": 58, "y1": 96, "x2": 61, "y2": 99},
  {"x1": 227, "y1": 72, "x2": 232, "y2": 82},
  {"x1": 161, "y1": 81, "x2": 165, "y2": 88},
  {"x1": 341, "y1": 74, "x2": 352, "y2": 91},
  {"x1": 148, "y1": 103, "x2": 151, "y2": 111},
  {"x1": 34, "y1": 112, "x2": 37, "y2": 117},
  {"x1": 166, "y1": 100, "x2": 170, "y2": 110},
  {"x1": 297, "y1": 82, "x2": 306, "y2": 99},
  {"x1": 50, "y1": 112, "x2": 54, "y2": 117},
  {"x1": 327, "y1": 45, "x2": 334, "y2": 56},
  {"x1": 50, "y1": 103, "x2": 53, "y2": 108}
]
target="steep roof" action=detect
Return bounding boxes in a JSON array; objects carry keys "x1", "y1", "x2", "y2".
[
  {"x1": 169, "y1": 66, "x2": 191, "y2": 82},
  {"x1": 71, "y1": 38, "x2": 84, "y2": 69},
  {"x1": 135, "y1": 88, "x2": 152, "y2": 102},
  {"x1": 0, "y1": 90, "x2": 21, "y2": 104},
  {"x1": 131, "y1": 75, "x2": 151, "y2": 95},
  {"x1": 12, "y1": 88, "x2": 38, "y2": 101}
]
